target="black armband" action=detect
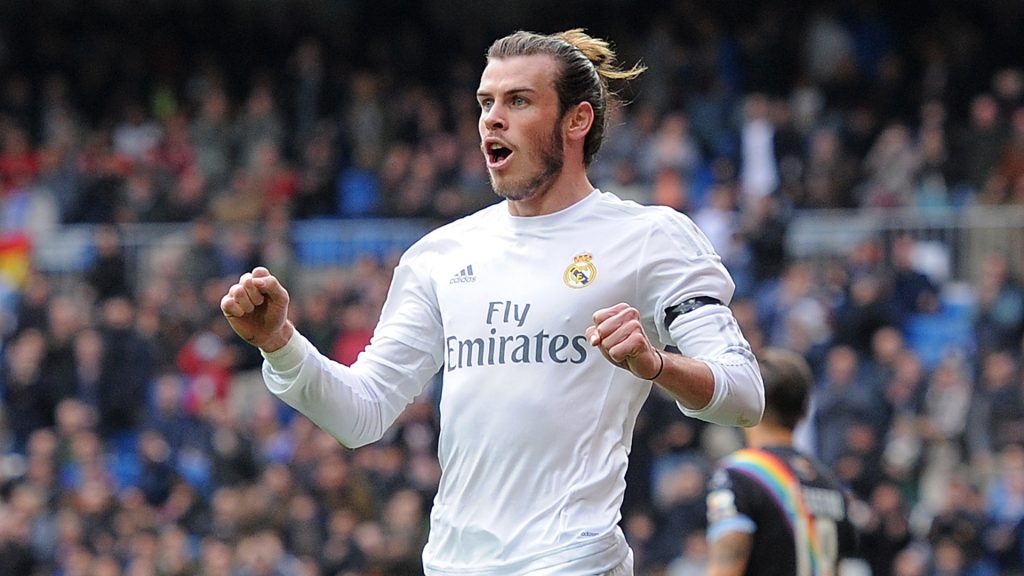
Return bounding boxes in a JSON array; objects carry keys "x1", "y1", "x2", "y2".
[{"x1": 663, "y1": 296, "x2": 723, "y2": 330}]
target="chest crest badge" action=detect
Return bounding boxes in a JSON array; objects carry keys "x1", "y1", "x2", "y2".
[{"x1": 563, "y1": 252, "x2": 597, "y2": 289}]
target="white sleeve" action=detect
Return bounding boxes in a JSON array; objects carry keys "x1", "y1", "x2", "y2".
[
  {"x1": 632, "y1": 208, "x2": 762, "y2": 426},
  {"x1": 668, "y1": 304, "x2": 764, "y2": 427},
  {"x1": 637, "y1": 207, "x2": 736, "y2": 347},
  {"x1": 261, "y1": 245, "x2": 445, "y2": 448},
  {"x1": 261, "y1": 330, "x2": 441, "y2": 448}
]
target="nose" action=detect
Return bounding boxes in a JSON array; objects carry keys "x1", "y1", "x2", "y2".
[{"x1": 482, "y1": 103, "x2": 506, "y2": 131}]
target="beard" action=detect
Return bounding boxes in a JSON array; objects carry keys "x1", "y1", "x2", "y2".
[{"x1": 490, "y1": 123, "x2": 564, "y2": 202}]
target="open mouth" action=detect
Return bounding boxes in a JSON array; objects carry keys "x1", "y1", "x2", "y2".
[{"x1": 486, "y1": 143, "x2": 513, "y2": 167}]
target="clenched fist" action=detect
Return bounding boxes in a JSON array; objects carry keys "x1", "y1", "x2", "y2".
[
  {"x1": 586, "y1": 302, "x2": 664, "y2": 381},
  {"x1": 220, "y1": 267, "x2": 294, "y2": 352}
]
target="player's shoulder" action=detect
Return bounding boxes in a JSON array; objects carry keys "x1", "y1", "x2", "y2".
[
  {"x1": 596, "y1": 190, "x2": 713, "y2": 250},
  {"x1": 402, "y1": 202, "x2": 505, "y2": 259},
  {"x1": 593, "y1": 190, "x2": 689, "y2": 223},
  {"x1": 718, "y1": 448, "x2": 788, "y2": 486}
]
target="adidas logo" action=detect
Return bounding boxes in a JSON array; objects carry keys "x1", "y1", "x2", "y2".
[{"x1": 450, "y1": 265, "x2": 477, "y2": 284}]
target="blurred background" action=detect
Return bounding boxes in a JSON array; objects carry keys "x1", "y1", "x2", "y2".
[{"x1": 1, "y1": 1, "x2": 1023, "y2": 574}]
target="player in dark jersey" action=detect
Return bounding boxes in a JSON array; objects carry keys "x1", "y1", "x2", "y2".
[{"x1": 705, "y1": 347, "x2": 858, "y2": 576}]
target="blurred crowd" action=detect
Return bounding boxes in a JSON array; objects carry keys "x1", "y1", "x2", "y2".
[{"x1": 1, "y1": 1, "x2": 1024, "y2": 575}]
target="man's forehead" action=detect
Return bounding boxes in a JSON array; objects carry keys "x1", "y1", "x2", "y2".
[{"x1": 478, "y1": 54, "x2": 558, "y2": 92}]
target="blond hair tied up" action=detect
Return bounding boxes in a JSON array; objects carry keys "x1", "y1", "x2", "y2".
[
  {"x1": 487, "y1": 28, "x2": 646, "y2": 166},
  {"x1": 557, "y1": 28, "x2": 647, "y2": 82}
]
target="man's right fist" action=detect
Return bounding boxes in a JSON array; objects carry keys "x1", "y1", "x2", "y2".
[{"x1": 220, "y1": 267, "x2": 293, "y2": 352}]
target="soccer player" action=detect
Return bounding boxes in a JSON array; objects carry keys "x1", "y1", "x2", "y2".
[
  {"x1": 705, "y1": 347, "x2": 858, "y2": 576},
  {"x1": 221, "y1": 29, "x2": 764, "y2": 575}
]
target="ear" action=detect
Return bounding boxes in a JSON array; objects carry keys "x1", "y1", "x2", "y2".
[{"x1": 564, "y1": 101, "x2": 594, "y2": 143}]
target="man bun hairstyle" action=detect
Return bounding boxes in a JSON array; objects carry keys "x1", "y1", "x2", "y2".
[{"x1": 487, "y1": 29, "x2": 646, "y2": 167}]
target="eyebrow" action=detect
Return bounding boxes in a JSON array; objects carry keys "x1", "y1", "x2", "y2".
[{"x1": 476, "y1": 87, "x2": 537, "y2": 99}]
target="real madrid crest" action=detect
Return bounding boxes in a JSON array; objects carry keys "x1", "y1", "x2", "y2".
[{"x1": 563, "y1": 252, "x2": 597, "y2": 289}]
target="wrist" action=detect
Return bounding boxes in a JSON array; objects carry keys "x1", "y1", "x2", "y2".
[
  {"x1": 259, "y1": 321, "x2": 295, "y2": 353},
  {"x1": 643, "y1": 349, "x2": 665, "y2": 381}
]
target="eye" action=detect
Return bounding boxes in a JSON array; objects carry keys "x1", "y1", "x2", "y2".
[
  {"x1": 512, "y1": 96, "x2": 527, "y2": 107},
  {"x1": 478, "y1": 98, "x2": 493, "y2": 110}
]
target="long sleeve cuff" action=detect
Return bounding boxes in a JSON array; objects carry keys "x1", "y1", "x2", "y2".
[
  {"x1": 260, "y1": 330, "x2": 307, "y2": 373},
  {"x1": 677, "y1": 353, "x2": 763, "y2": 427}
]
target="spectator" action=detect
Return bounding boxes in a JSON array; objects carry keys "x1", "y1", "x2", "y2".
[
  {"x1": 71, "y1": 328, "x2": 104, "y2": 409},
  {"x1": 741, "y1": 193, "x2": 789, "y2": 287},
  {"x1": 926, "y1": 474, "x2": 993, "y2": 576},
  {"x1": 800, "y1": 125, "x2": 860, "y2": 208},
  {"x1": 692, "y1": 182, "x2": 740, "y2": 264},
  {"x1": 915, "y1": 121, "x2": 958, "y2": 207},
  {"x1": 858, "y1": 480, "x2": 913, "y2": 575},
  {"x1": 294, "y1": 123, "x2": 341, "y2": 218},
  {"x1": 917, "y1": 353, "x2": 974, "y2": 510},
  {"x1": 234, "y1": 80, "x2": 286, "y2": 170},
  {"x1": 95, "y1": 296, "x2": 154, "y2": 439},
  {"x1": 811, "y1": 345, "x2": 881, "y2": 468},
  {"x1": 973, "y1": 251, "x2": 1024, "y2": 357},
  {"x1": 284, "y1": 37, "x2": 332, "y2": 157},
  {"x1": 190, "y1": 85, "x2": 235, "y2": 191},
  {"x1": 0, "y1": 507, "x2": 39, "y2": 576},
  {"x1": 66, "y1": 129, "x2": 126, "y2": 224},
  {"x1": 205, "y1": 403, "x2": 261, "y2": 489},
  {"x1": 246, "y1": 139, "x2": 298, "y2": 216},
  {"x1": 175, "y1": 316, "x2": 237, "y2": 416},
  {"x1": 112, "y1": 101, "x2": 162, "y2": 163},
  {"x1": 598, "y1": 158, "x2": 649, "y2": 205},
  {"x1": 995, "y1": 106, "x2": 1024, "y2": 202},
  {"x1": 755, "y1": 261, "x2": 831, "y2": 354},
  {"x1": 217, "y1": 222, "x2": 259, "y2": 280},
  {"x1": 320, "y1": 506, "x2": 370, "y2": 574},
  {"x1": 181, "y1": 215, "x2": 224, "y2": 288},
  {"x1": 153, "y1": 164, "x2": 209, "y2": 223},
  {"x1": 10, "y1": 270, "x2": 50, "y2": 337},
  {"x1": 982, "y1": 445, "x2": 1024, "y2": 573},
  {"x1": 157, "y1": 111, "x2": 198, "y2": 178},
  {"x1": 197, "y1": 536, "x2": 235, "y2": 576},
  {"x1": 117, "y1": 165, "x2": 161, "y2": 223},
  {"x1": 860, "y1": 121, "x2": 922, "y2": 207},
  {"x1": 738, "y1": 93, "x2": 780, "y2": 207},
  {"x1": 1, "y1": 329, "x2": 49, "y2": 450},
  {"x1": 296, "y1": 290, "x2": 339, "y2": 355},
  {"x1": 37, "y1": 295, "x2": 87, "y2": 413},
  {"x1": 967, "y1": 351, "x2": 1024, "y2": 472},
  {"x1": 885, "y1": 234, "x2": 940, "y2": 327},
  {"x1": 85, "y1": 224, "x2": 132, "y2": 303},
  {"x1": 144, "y1": 373, "x2": 208, "y2": 462},
  {"x1": 134, "y1": 429, "x2": 178, "y2": 507},
  {"x1": 336, "y1": 147, "x2": 381, "y2": 218},
  {"x1": 646, "y1": 456, "x2": 709, "y2": 570},
  {"x1": 0, "y1": 123, "x2": 39, "y2": 195},
  {"x1": 209, "y1": 166, "x2": 263, "y2": 223},
  {"x1": 861, "y1": 325, "x2": 907, "y2": 393},
  {"x1": 650, "y1": 165, "x2": 690, "y2": 211},
  {"x1": 663, "y1": 532, "x2": 709, "y2": 576},
  {"x1": 639, "y1": 112, "x2": 702, "y2": 186},
  {"x1": 343, "y1": 71, "x2": 387, "y2": 173},
  {"x1": 833, "y1": 273, "x2": 895, "y2": 353},
  {"x1": 956, "y1": 94, "x2": 1009, "y2": 196}
]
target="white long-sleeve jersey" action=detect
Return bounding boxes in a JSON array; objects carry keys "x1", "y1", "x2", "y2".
[{"x1": 261, "y1": 190, "x2": 763, "y2": 575}]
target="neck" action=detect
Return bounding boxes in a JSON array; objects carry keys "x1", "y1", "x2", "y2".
[
  {"x1": 744, "y1": 424, "x2": 794, "y2": 449},
  {"x1": 506, "y1": 167, "x2": 594, "y2": 217}
]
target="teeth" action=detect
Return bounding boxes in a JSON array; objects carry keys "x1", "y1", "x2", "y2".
[{"x1": 490, "y1": 143, "x2": 503, "y2": 150}]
